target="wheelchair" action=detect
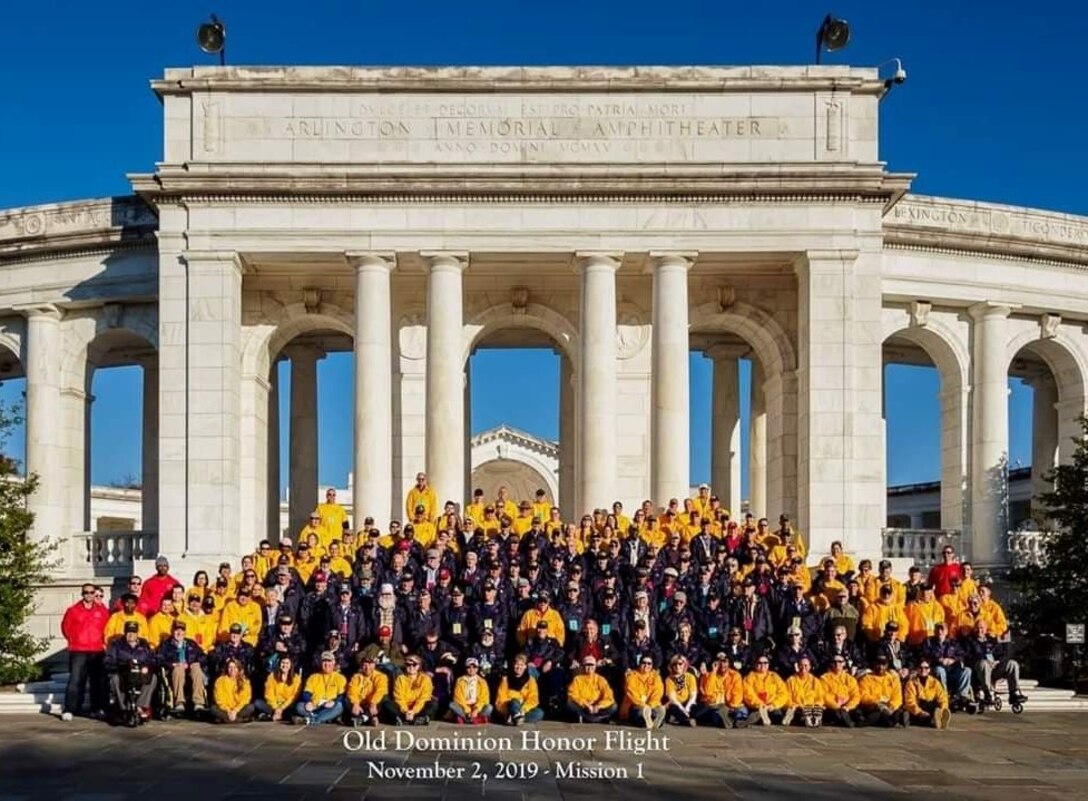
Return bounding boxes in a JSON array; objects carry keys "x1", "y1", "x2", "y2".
[{"x1": 112, "y1": 660, "x2": 151, "y2": 728}]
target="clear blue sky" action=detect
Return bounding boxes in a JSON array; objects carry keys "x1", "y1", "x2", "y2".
[{"x1": 0, "y1": 1, "x2": 1080, "y2": 494}]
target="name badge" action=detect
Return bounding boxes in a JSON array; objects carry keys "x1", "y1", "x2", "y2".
[
  {"x1": 483, "y1": 619, "x2": 493, "y2": 629},
  {"x1": 708, "y1": 627, "x2": 719, "y2": 637},
  {"x1": 452, "y1": 623, "x2": 462, "y2": 635},
  {"x1": 568, "y1": 618, "x2": 580, "y2": 631},
  {"x1": 601, "y1": 624, "x2": 612, "y2": 636}
]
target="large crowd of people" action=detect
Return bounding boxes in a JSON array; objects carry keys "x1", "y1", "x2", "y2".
[{"x1": 60, "y1": 473, "x2": 1026, "y2": 730}]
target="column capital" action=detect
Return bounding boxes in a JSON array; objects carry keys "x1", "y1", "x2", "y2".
[
  {"x1": 799, "y1": 248, "x2": 860, "y2": 266},
  {"x1": 181, "y1": 249, "x2": 243, "y2": 271},
  {"x1": 14, "y1": 302, "x2": 62, "y2": 321},
  {"x1": 967, "y1": 301, "x2": 1017, "y2": 321},
  {"x1": 573, "y1": 251, "x2": 623, "y2": 272},
  {"x1": 647, "y1": 251, "x2": 697, "y2": 272},
  {"x1": 420, "y1": 251, "x2": 469, "y2": 271},
  {"x1": 345, "y1": 251, "x2": 397, "y2": 273},
  {"x1": 705, "y1": 342, "x2": 750, "y2": 362},
  {"x1": 281, "y1": 343, "x2": 326, "y2": 364}
]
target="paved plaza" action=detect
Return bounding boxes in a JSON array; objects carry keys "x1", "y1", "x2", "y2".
[{"x1": 0, "y1": 712, "x2": 1085, "y2": 800}]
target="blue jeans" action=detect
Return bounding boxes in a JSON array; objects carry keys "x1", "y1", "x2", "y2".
[
  {"x1": 254, "y1": 699, "x2": 293, "y2": 720},
  {"x1": 933, "y1": 664, "x2": 971, "y2": 698},
  {"x1": 566, "y1": 700, "x2": 616, "y2": 723},
  {"x1": 449, "y1": 702, "x2": 494, "y2": 721},
  {"x1": 506, "y1": 699, "x2": 544, "y2": 723},
  {"x1": 295, "y1": 699, "x2": 343, "y2": 723}
]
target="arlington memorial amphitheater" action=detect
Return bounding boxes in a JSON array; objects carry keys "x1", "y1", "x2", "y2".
[{"x1": 2, "y1": 66, "x2": 1087, "y2": 650}]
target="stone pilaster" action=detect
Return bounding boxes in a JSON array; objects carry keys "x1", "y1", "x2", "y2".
[
  {"x1": 748, "y1": 360, "x2": 767, "y2": 517},
  {"x1": 707, "y1": 344, "x2": 747, "y2": 515},
  {"x1": 22, "y1": 304, "x2": 65, "y2": 542},
  {"x1": 140, "y1": 358, "x2": 159, "y2": 532},
  {"x1": 559, "y1": 355, "x2": 576, "y2": 520},
  {"x1": 287, "y1": 344, "x2": 323, "y2": 537}
]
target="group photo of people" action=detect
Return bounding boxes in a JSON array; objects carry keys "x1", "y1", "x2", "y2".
[{"x1": 59, "y1": 474, "x2": 1026, "y2": 730}]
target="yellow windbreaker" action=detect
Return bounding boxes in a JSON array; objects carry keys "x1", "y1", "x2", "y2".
[
  {"x1": 622, "y1": 670, "x2": 664, "y2": 718},
  {"x1": 495, "y1": 675, "x2": 540, "y2": 715},
  {"x1": 861, "y1": 602, "x2": 910, "y2": 642},
  {"x1": 859, "y1": 672, "x2": 903, "y2": 709},
  {"x1": 698, "y1": 670, "x2": 744, "y2": 708},
  {"x1": 452, "y1": 675, "x2": 491, "y2": 716},
  {"x1": 147, "y1": 612, "x2": 178, "y2": 647},
  {"x1": 393, "y1": 673, "x2": 434, "y2": 715},
  {"x1": 214, "y1": 676, "x2": 252, "y2": 713},
  {"x1": 906, "y1": 600, "x2": 947, "y2": 646},
  {"x1": 303, "y1": 672, "x2": 347, "y2": 706},
  {"x1": 263, "y1": 673, "x2": 301, "y2": 711},
  {"x1": 406, "y1": 485, "x2": 438, "y2": 521},
  {"x1": 904, "y1": 675, "x2": 949, "y2": 716},
  {"x1": 664, "y1": 673, "x2": 698, "y2": 706},
  {"x1": 820, "y1": 671, "x2": 861, "y2": 711},
  {"x1": 178, "y1": 611, "x2": 216, "y2": 651},
  {"x1": 567, "y1": 673, "x2": 615, "y2": 708},
  {"x1": 217, "y1": 600, "x2": 262, "y2": 645},
  {"x1": 517, "y1": 607, "x2": 566, "y2": 646},
  {"x1": 786, "y1": 673, "x2": 823, "y2": 707},
  {"x1": 103, "y1": 611, "x2": 149, "y2": 645},
  {"x1": 743, "y1": 671, "x2": 789, "y2": 709},
  {"x1": 347, "y1": 670, "x2": 389, "y2": 707}
]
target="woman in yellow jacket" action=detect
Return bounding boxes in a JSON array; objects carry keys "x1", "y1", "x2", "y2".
[
  {"x1": 256, "y1": 655, "x2": 301, "y2": 722},
  {"x1": 346, "y1": 654, "x2": 389, "y2": 727},
  {"x1": 784, "y1": 656, "x2": 824, "y2": 727},
  {"x1": 742, "y1": 655, "x2": 789, "y2": 725},
  {"x1": 820, "y1": 656, "x2": 861, "y2": 727},
  {"x1": 905, "y1": 659, "x2": 951, "y2": 729},
  {"x1": 663, "y1": 655, "x2": 699, "y2": 726},
  {"x1": 565, "y1": 656, "x2": 617, "y2": 723},
  {"x1": 905, "y1": 586, "x2": 947, "y2": 646},
  {"x1": 212, "y1": 658, "x2": 255, "y2": 723},
  {"x1": 857, "y1": 656, "x2": 906, "y2": 727},
  {"x1": 449, "y1": 658, "x2": 493, "y2": 724},
  {"x1": 496, "y1": 655, "x2": 543, "y2": 725},
  {"x1": 622, "y1": 655, "x2": 666, "y2": 729},
  {"x1": 384, "y1": 654, "x2": 436, "y2": 725},
  {"x1": 696, "y1": 653, "x2": 747, "y2": 728}
]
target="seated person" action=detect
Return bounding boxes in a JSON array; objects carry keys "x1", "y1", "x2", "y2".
[
  {"x1": 346, "y1": 653, "x2": 389, "y2": 728},
  {"x1": 495, "y1": 654, "x2": 544, "y2": 726},
  {"x1": 622, "y1": 653, "x2": 666, "y2": 729},
  {"x1": 104, "y1": 620, "x2": 158, "y2": 721},
  {"x1": 449, "y1": 657, "x2": 492, "y2": 724},
  {"x1": 257, "y1": 654, "x2": 301, "y2": 722},
  {"x1": 295, "y1": 651, "x2": 347, "y2": 725},
  {"x1": 565, "y1": 656, "x2": 617, "y2": 723},
  {"x1": 784, "y1": 656, "x2": 824, "y2": 727},
  {"x1": 663, "y1": 655, "x2": 699, "y2": 727},
  {"x1": 211, "y1": 658, "x2": 255, "y2": 723},
  {"x1": 742, "y1": 655, "x2": 789, "y2": 726},
  {"x1": 857, "y1": 656, "x2": 905, "y2": 727},
  {"x1": 384, "y1": 654, "x2": 436, "y2": 726},
  {"x1": 962, "y1": 620, "x2": 1027, "y2": 706},
  {"x1": 922, "y1": 623, "x2": 973, "y2": 708},
  {"x1": 695, "y1": 652, "x2": 748, "y2": 729},
  {"x1": 904, "y1": 658, "x2": 952, "y2": 729},
  {"x1": 157, "y1": 620, "x2": 208, "y2": 715},
  {"x1": 820, "y1": 654, "x2": 861, "y2": 727}
]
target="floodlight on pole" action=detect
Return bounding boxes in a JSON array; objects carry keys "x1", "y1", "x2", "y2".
[
  {"x1": 815, "y1": 14, "x2": 850, "y2": 64},
  {"x1": 197, "y1": 14, "x2": 227, "y2": 66}
]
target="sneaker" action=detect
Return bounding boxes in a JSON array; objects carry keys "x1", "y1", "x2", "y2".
[
  {"x1": 757, "y1": 707, "x2": 771, "y2": 727},
  {"x1": 936, "y1": 708, "x2": 952, "y2": 730},
  {"x1": 652, "y1": 707, "x2": 668, "y2": 729},
  {"x1": 292, "y1": 715, "x2": 309, "y2": 726},
  {"x1": 415, "y1": 714, "x2": 429, "y2": 726},
  {"x1": 641, "y1": 707, "x2": 653, "y2": 730},
  {"x1": 172, "y1": 705, "x2": 186, "y2": 716},
  {"x1": 454, "y1": 715, "x2": 466, "y2": 725},
  {"x1": 809, "y1": 711, "x2": 823, "y2": 728},
  {"x1": 781, "y1": 707, "x2": 795, "y2": 727},
  {"x1": 512, "y1": 712, "x2": 524, "y2": 727},
  {"x1": 687, "y1": 717, "x2": 697, "y2": 728},
  {"x1": 61, "y1": 711, "x2": 73, "y2": 722},
  {"x1": 1010, "y1": 693, "x2": 1028, "y2": 704},
  {"x1": 395, "y1": 716, "x2": 407, "y2": 726},
  {"x1": 473, "y1": 714, "x2": 489, "y2": 725}
]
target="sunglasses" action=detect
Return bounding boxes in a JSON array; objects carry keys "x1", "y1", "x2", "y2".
[
  {"x1": 406, "y1": 662, "x2": 421, "y2": 668},
  {"x1": 756, "y1": 660, "x2": 770, "y2": 665}
]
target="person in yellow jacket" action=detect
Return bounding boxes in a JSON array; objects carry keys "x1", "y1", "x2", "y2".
[
  {"x1": 939, "y1": 579, "x2": 967, "y2": 627},
  {"x1": 904, "y1": 659, "x2": 951, "y2": 729},
  {"x1": 663, "y1": 655, "x2": 699, "y2": 726},
  {"x1": 384, "y1": 654, "x2": 436, "y2": 725},
  {"x1": 146, "y1": 596, "x2": 179, "y2": 648},
  {"x1": 956, "y1": 562, "x2": 979, "y2": 603},
  {"x1": 346, "y1": 653, "x2": 389, "y2": 727},
  {"x1": 493, "y1": 485, "x2": 518, "y2": 523},
  {"x1": 256, "y1": 655, "x2": 301, "y2": 722},
  {"x1": 784, "y1": 656, "x2": 824, "y2": 727},
  {"x1": 906, "y1": 585, "x2": 947, "y2": 646},
  {"x1": 516, "y1": 593, "x2": 566, "y2": 647},
  {"x1": 858, "y1": 656, "x2": 906, "y2": 727},
  {"x1": 465, "y1": 489, "x2": 487, "y2": 527},
  {"x1": 179, "y1": 593, "x2": 216, "y2": 651},
  {"x1": 743, "y1": 655, "x2": 789, "y2": 725},
  {"x1": 864, "y1": 561, "x2": 907, "y2": 607},
  {"x1": 253, "y1": 542, "x2": 276, "y2": 583},
  {"x1": 103, "y1": 594, "x2": 149, "y2": 645},
  {"x1": 828, "y1": 541, "x2": 856, "y2": 578},
  {"x1": 405, "y1": 472, "x2": 438, "y2": 521},
  {"x1": 820, "y1": 655, "x2": 862, "y2": 727},
  {"x1": 977, "y1": 584, "x2": 1010, "y2": 639},
  {"x1": 295, "y1": 651, "x2": 347, "y2": 725},
  {"x1": 622, "y1": 654, "x2": 666, "y2": 729},
  {"x1": 696, "y1": 652, "x2": 747, "y2": 728},
  {"x1": 495, "y1": 654, "x2": 543, "y2": 725},
  {"x1": 296, "y1": 512, "x2": 325, "y2": 552},
  {"x1": 566, "y1": 656, "x2": 616, "y2": 722},
  {"x1": 212, "y1": 658, "x2": 255, "y2": 723},
  {"x1": 293, "y1": 544, "x2": 320, "y2": 586},
  {"x1": 217, "y1": 590, "x2": 262, "y2": 646},
  {"x1": 315, "y1": 488, "x2": 347, "y2": 548},
  {"x1": 449, "y1": 658, "x2": 493, "y2": 724},
  {"x1": 861, "y1": 586, "x2": 910, "y2": 643},
  {"x1": 325, "y1": 541, "x2": 353, "y2": 580}
]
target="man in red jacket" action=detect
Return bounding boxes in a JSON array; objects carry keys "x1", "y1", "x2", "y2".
[
  {"x1": 926, "y1": 545, "x2": 964, "y2": 598},
  {"x1": 137, "y1": 555, "x2": 181, "y2": 617},
  {"x1": 60, "y1": 583, "x2": 110, "y2": 721}
]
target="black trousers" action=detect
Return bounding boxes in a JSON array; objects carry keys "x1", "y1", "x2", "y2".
[{"x1": 66, "y1": 651, "x2": 105, "y2": 715}]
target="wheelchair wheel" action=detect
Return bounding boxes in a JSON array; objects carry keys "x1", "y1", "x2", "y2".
[
  {"x1": 1011, "y1": 702, "x2": 1024, "y2": 714},
  {"x1": 992, "y1": 695, "x2": 1003, "y2": 712}
]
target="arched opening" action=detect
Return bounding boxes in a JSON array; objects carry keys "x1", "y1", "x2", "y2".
[{"x1": 0, "y1": 342, "x2": 26, "y2": 474}]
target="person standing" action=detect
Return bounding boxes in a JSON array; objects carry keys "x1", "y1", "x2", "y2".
[
  {"x1": 60, "y1": 583, "x2": 109, "y2": 721},
  {"x1": 137, "y1": 556, "x2": 182, "y2": 617}
]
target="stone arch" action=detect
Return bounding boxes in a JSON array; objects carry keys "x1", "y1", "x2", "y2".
[
  {"x1": 242, "y1": 302, "x2": 355, "y2": 381},
  {"x1": 462, "y1": 302, "x2": 579, "y2": 370},
  {"x1": 882, "y1": 314, "x2": 971, "y2": 529},
  {"x1": 690, "y1": 301, "x2": 796, "y2": 376},
  {"x1": 470, "y1": 427, "x2": 560, "y2": 502}
]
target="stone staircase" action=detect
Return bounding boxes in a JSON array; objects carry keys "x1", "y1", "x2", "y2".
[{"x1": 3, "y1": 674, "x2": 1085, "y2": 716}]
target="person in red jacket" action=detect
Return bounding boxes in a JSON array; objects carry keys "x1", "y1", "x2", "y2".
[
  {"x1": 60, "y1": 583, "x2": 110, "y2": 721},
  {"x1": 137, "y1": 555, "x2": 182, "y2": 617},
  {"x1": 926, "y1": 545, "x2": 964, "y2": 599}
]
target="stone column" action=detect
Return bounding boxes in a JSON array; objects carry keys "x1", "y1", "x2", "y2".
[
  {"x1": 559, "y1": 355, "x2": 576, "y2": 519},
  {"x1": 577, "y1": 252, "x2": 621, "y2": 512},
  {"x1": 708, "y1": 344, "x2": 745, "y2": 515},
  {"x1": 141, "y1": 359, "x2": 159, "y2": 532},
  {"x1": 424, "y1": 252, "x2": 468, "y2": 508},
  {"x1": 748, "y1": 360, "x2": 767, "y2": 517},
  {"x1": 463, "y1": 365, "x2": 472, "y2": 513},
  {"x1": 968, "y1": 302, "x2": 1013, "y2": 568},
  {"x1": 267, "y1": 362, "x2": 281, "y2": 542},
  {"x1": 649, "y1": 252, "x2": 695, "y2": 505},
  {"x1": 23, "y1": 304, "x2": 65, "y2": 542},
  {"x1": 1029, "y1": 372, "x2": 1058, "y2": 519},
  {"x1": 287, "y1": 345, "x2": 323, "y2": 537},
  {"x1": 348, "y1": 252, "x2": 396, "y2": 526}
]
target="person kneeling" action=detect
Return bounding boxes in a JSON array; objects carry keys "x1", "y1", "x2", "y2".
[
  {"x1": 294, "y1": 651, "x2": 346, "y2": 726},
  {"x1": 663, "y1": 655, "x2": 698, "y2": 727},
  {"x1": 623, "y1": 655, "x2": 666, "y2": 729},
  {"x1": 857, "y1": 656, "x2": 906, "y2": 727},
  {"x1": 382, "y1": 654, "x2": 436, "y2": 725},
  {"x1": 347, "y1": 653, "x2": 388, "y2": 727},
  {"x1": 784, "y1": 656, "x2": 823, "y2": 727},
  {"x1": 742, "y1": 655, "x2": 789, "y2": 726},
  {"x1": 905, "y1": 659, "x2": 951, "y2": 729},
  {"x1": 496, "y1": 654, "x2": 544, "y2": 726},
  {"x1": 566, "y1": 656, "x2": 616, "y2": 723},
  {"x1": 212, "y1": 658, "x2": 255, "y2": 723},
  {"x1": 820, "y1": 655, "x2": 861, "y2": 727},
  {"x1": 449, "y1": 658, "x2": 493, "y2": 724}
]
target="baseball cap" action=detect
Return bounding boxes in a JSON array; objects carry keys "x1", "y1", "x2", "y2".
[
  {"x1": 320, "y1": 651, "x2": 336, "y2": 662},
  {"x1": 378, "y1": 625, "x2": 392, "y2": 638},
  {"x1": 465, "y1": 657, "x2": 480, "y2": 668},
  {"x1": 228, "y1": 623, "x2": 243, "y2": 634},
  {"x1": 123, "y1": 621, "x2": 139, "y2": 633}
]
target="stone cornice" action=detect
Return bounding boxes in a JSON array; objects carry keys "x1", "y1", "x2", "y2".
[
  {"x1": 152, "y1": 65, "x2": 885, "y2": 96},
  {"x1": 471, "y1": 424, "x2": 558, "y2": 460},
  {"x1": 0, "y1": 196, "x2": 157, "y2": 261}
]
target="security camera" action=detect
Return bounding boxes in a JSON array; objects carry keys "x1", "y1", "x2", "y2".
[
  {"x1": 892, "y1": 65, "x2": 907, "y2": 84},
  {"x1": 878, "y1": 58, "x2": 907, "y2": 96}
]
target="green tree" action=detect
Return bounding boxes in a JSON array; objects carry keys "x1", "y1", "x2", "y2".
[{"x1": 0, "y1": 400, "x2": 58, "y2": 683}]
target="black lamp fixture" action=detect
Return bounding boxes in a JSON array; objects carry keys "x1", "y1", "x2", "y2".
[
  {"x1": 815, "y1": 14, "x2": 851, "y2": 64},
  {"x1": 197, "y1": 14, "x2": 227, "y2": 66}
]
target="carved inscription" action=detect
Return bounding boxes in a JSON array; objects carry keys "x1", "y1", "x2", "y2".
[{"x1": 891, "y1": 200, "x2": 1088, "y2": 246}]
